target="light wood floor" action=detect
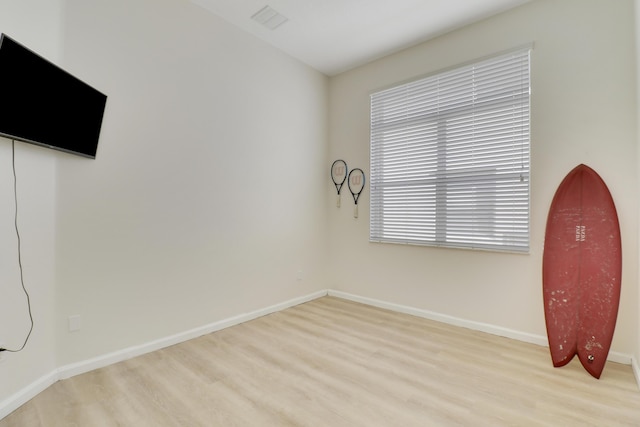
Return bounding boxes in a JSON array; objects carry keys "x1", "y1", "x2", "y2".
[{"x1": 2, "y1": 296, "x2": 639, "y2": 426}]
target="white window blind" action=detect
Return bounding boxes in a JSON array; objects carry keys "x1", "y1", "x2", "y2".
[{"x1": 370, "y1": 47, "x2": 530, "y2": 252}]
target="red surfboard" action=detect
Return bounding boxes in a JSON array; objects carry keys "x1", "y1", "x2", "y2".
[{"x1": 542, "y1": 164, "x2": 621, "y2": 379}]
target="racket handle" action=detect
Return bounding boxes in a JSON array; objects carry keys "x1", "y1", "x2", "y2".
[
  {"x1": 354, "y1": 204, "x2": 358, "y2": 218},
  {"x1": 337, "y1": 194, "x2": 341, "y2": 208}
]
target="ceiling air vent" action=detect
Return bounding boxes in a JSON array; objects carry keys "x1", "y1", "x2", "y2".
[{"x1": 251, "y1": 5, "x2": 288, "y2": 30}]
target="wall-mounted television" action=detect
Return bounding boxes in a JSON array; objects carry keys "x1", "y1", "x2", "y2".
[{"x1": 0, "y1": 34, "x2": 107, "y2": 159}]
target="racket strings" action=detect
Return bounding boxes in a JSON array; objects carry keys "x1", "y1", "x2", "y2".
[
  {"x1": 348, "y1": 168, "x2": 366, "y2": 218},
  {"x1": 331, "y1": 160, "x2": 348, "y2": 194},
  {"x1": 331, "y1": 161, "x2": 366, "y2": 217},
  {"x1": 348, "y1": 168, "x2": 365, "y2": 204},
  {"x1": 331, "y1": 159, "x2": 348, "y2": 207}
]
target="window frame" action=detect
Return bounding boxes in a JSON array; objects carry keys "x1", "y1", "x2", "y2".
[{"x1": 369, "y1": 46, "x2": 532, "y2": 253}]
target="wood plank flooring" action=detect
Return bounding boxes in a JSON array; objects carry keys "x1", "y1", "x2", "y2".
[{"x1": 2, "y1": 296, "x2": 639, "y2": 426}]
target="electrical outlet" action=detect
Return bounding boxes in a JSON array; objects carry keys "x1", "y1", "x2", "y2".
[{"x1": 68, "y1": 315, "x2": 82, "y2": 332}]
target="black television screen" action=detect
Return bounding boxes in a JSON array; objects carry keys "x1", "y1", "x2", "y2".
[{"x1": 0, "y1": 34, "x2": 107, "y2": 158}]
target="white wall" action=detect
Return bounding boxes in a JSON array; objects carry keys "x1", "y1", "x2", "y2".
[
  {"x1": 1, "y1": 0, "x2": 329, "y2": 405},
  {"x1": 0, "y1": 0, "x2": 60, "y2": 406},
  {"x1": 635, "y1": 0, "x2": 640, "y2": 376},
  {"x1": 328, "y1": 0, "x2": 638, "y2": 357},
  {"x1": 52, "y1": 0, "x2": 328, "y2": 365},
  {"x1": 1, "y1": 0, "x2": 638, "y2": 415}
]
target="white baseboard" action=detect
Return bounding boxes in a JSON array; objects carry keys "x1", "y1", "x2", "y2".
[
  {"x1": 608, "y1": 350, "x2": 634, "y2": 365},
  {"x1": 58, "y1": 290, "x2": 328, "y2": 380},
  {"x1": 0, "y1": 290, "x2": 327, "y2": 420},
  {"x1": 1, "y1": 288, "x2": 637, "y2": 420},
  {"x1": 632, "y1": 357, "x2": 640, "y2": 389},
  {"x1": 328, "y1": 290, "x2": 549, "y2": 346},
  {"x1": 327, "y1": 290, "x2": 635, "y2": 367},
  {"x1": 0, "y1": 371, "x2": 57, "y2": 421}
]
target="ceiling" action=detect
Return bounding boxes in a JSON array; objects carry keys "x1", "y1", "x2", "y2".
[{"x1": 191, "y1": 0, "x2": 531, "y2": 76}]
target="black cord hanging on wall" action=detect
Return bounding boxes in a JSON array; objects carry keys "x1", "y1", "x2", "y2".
[{"x1": 0, "y1": 140, "x2": 34, "y2": 355}]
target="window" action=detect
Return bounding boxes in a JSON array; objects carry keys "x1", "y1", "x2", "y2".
[{"x1": 370, "y1": 47, "x2": 531, "y2": 253}]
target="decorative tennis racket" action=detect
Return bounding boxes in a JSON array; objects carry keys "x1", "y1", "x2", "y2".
[
  {"x1": 348, "y1": 168, "x2": 365, "y2": 218},
  {"x1": 331, "y1": 159, "x2": 348, "y2": 207}
]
